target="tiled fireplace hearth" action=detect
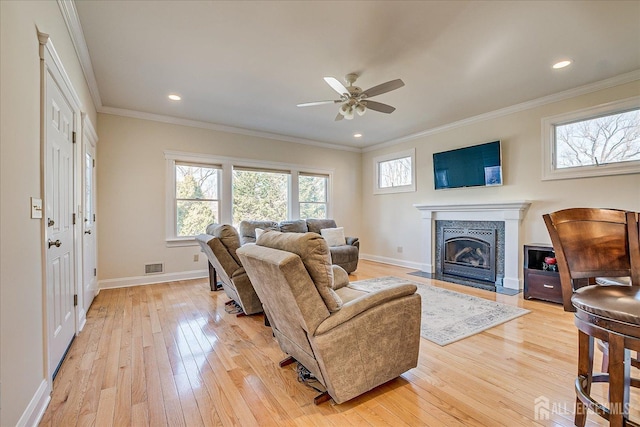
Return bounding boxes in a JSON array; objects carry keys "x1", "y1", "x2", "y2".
[{"x1": 414, "y1": 201, "x2": 531, "y2": 290}]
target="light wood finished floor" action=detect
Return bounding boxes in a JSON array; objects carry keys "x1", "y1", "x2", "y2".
[{"x1": 40, "y1": 260, "x2": 638, "y2": 426}]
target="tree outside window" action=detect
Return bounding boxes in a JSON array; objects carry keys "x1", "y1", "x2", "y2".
[
  {"x1": 176, "y1": 163, "x2": 219, "y2": 237},
  {"x1": 232, "y1": 169, "x2": 288, "y2": 224},
  {"x1": 555, "y1": 109, "x2": 640, "y2": 169},
  {"x1": 379, "y1": 156, "x2": 412, "y2": 188},
  {"x1": 299, "y1": 174, "x2": 327, "y2": 219}
]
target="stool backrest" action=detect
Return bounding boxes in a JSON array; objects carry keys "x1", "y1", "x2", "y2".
[{"x1": 543, "y1": 208, "x2": 639, "y2": 311}]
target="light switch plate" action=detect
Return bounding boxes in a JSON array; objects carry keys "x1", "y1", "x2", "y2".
[{"x1": 31, "y1": 197, "x2": 43, "y2": 219}]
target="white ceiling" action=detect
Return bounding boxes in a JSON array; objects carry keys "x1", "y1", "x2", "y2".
[{"x1": 73, "y1": 1, "x2": 640, "y2": 150}]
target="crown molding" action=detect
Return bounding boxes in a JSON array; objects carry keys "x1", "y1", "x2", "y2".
[
  {"x1": 98, "y1": 106, "x2": 361, "y2": 153},
  {"x1": 57, "y1": 0, "x2": 102, "y2": 108},
  {"x1": 363, "y1": 69, "x2": 640, "y2": 152}
]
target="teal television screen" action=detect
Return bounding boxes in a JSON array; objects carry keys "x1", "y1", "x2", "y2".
[{"x1": 433, "y1": 141, "x2": 502, "y2": 190}]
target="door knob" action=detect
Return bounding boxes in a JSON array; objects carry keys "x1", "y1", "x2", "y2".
[
  {"x1": 48, "y1": 239, "x2": 61, "y2": 248},
  {"x1": 84, "y1": 230, "x2": 91, "y2": 235}
]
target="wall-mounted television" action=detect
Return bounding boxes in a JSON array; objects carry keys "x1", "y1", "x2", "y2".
[{"x1": 433, "y1": 140, "x2": 502, "y2": 190}]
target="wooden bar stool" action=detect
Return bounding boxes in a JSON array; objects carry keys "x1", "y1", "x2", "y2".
[{"x1": 544, "y1": 208, "x2": 640, "y2": 426}]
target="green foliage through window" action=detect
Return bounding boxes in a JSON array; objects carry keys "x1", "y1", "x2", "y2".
[
  {"x1": 176, "y1": 164, "x2": 219, "y2": 237},
  {"x1": 299, "y1": 175, "x2": 327, "y2": 219},
  {"x1": 232, "y1": 169, "x2": 288, "y2": 224}
]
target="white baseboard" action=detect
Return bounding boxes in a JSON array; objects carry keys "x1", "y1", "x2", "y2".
[
  {"x1": 98, "y1": 269, "x2": 208, "y2": 289},
  {"x1": 17, "y1": 379, "x2": 50, "y2": 427},
  {"x1": 359, "y1": 253, "x2": 429, "y2": 272}
]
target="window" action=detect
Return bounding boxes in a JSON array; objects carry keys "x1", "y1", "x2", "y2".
[
  {"x1": 299, "y1": 173, "x2": 328, "y2": 219},
  {"x1": 232, "y1": 168, "x2": 289, "y2": 224},
  {"x1": 175, "y1": 163, "x2": 220, "y2": 237},
  {"x1": 165, "y1": 151, "x2": 332, "y2": 245},
  {"x1": 542, "y1": 97, "x2": 640, "y2": 180},
  {"x1": 373, "y1": 148, "x2": 416, "y2": 194}
]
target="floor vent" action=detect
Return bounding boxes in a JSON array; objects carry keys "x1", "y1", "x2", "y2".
[{"x1": 145, "y1": 263, "x2": 164, "y2": 275}]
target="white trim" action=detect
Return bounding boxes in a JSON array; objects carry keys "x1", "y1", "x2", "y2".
[
  {"x1": 100, "y1": 107, "x2": 360, "y2": 153},
  {"x1": 57, "y1": 0, "x2": 103, "y2": 108},
  {"x1": 38, "y1": 32, "x2": 82, "y2": 110},
  {"x1": 98, "y1": 269, "x2": 208, "y2": 289},
  {"x1": 541, "y1": 96, "x2": 640, "y2": 181},
  {"x1": 364, "y1": 69, "x2": 640, "y2": 152},
  {"x1": 16, "y1": 379, "x2": 50, "y2": 427},
  {"x1": 360, "y1": 253, "x2": 429, "y2": 271},
  {"x1": 373, "y1": 148, "x2": 416, "y2": 194}
]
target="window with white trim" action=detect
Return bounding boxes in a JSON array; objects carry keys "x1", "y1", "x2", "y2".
[
  {"x1": 542, "y1": 97, "x2": 640, "y2": 180},
  {"x1": 175, "y1": 162, "x2": 220, "y2": 237},
  {"x1": 299, "y1": 173, "x2": 328, "y2": 219},
  {"x1": 164, "y1": 151, "x2": 332, "y2": 245},
  {"x1": 373, "y1": 148, "x2": 416, "y2": 194}
]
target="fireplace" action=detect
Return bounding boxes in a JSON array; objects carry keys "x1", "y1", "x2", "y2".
[{"x1": 442, "y1": 228, "x2": 496, "y2": 283}]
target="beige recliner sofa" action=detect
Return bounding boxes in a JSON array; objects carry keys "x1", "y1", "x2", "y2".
[
  {"x1": 236, "y1": 230, "x2": 421, "y2": 404},
  {"x1": 195, "y1": 224, "x2": 262, "y2": 315}
]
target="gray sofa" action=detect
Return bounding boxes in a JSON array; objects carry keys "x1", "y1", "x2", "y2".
[
  {"x1": 236, "y1": 231, "x2": 421, "y2": 404},
  {"x1": 239, "y1": 219, "x2": 359, "y2": 273}
]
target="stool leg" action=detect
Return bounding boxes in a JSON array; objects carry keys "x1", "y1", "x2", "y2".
[
  {"x1": 608, "y1": 334, "x2": 630, "y2": 427},
  {"x1": 575, "y1": 330, "x2": 593, "y2": 427}
]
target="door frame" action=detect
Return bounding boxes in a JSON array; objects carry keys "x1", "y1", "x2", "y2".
[
  {"x1": 80, "y1": 113, "x2": 98, "y2": 325},
  {"x1": 39, "y1": 31, "x2": 84, "y2": 387}
]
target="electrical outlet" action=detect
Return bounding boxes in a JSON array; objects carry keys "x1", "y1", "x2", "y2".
[
  {"x1": 397, "y1": 246, "x2": 403, "y2": 253},
  {"x1": 193, "y1": 254, "x2": 199, "y2": 262}
]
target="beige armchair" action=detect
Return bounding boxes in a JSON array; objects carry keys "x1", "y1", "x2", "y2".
[
  {"x1": 196, "y1": 224, "x2": 262, "y2": 315},
  {"x1": 236, "y1": 230, "x2": 421, "y2": 404}
]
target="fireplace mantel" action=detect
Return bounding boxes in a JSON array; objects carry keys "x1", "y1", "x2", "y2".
[{"x1": 414, "y1": 201, "x2": 531, "y2": 290}]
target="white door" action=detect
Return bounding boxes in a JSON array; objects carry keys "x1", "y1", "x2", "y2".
[
  {"x1": 82, "y1": 130, "x2": 97, "y2": 312},
  {"x1": 45, "y1": 69, "x2": 76, "y2": 379}
]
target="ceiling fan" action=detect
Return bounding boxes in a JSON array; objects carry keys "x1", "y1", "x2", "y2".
[{"x1": 297, "y1": 73, "x2": 405, "y2": 121}]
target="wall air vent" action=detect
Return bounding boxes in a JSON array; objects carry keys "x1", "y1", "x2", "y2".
[{"x1": 144, "y1": 263, "x2": 164, "y2": 275}]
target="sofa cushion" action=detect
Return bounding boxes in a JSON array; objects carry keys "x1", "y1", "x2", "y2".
[
  {"x1": 321, "y1": 227, "x2": 346, "y2": 247},
  {"x1": 306, "y1": 218, "x2": 338, "y2": 234},
  {"x1": 279, "y1": 219, "x2": 309, "y2": 233},
  {"x1": 257, "y1": 231, "x2": 343, "y2": 312}
]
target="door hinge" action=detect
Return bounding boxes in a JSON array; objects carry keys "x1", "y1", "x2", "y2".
[
  {"x1": 94, "y1": 268, "x2": 97, "y2": 277},
  {"x1": 73, "y1": 294, "x2": 78, "y2": 306},
  {"x1": 93, "y1": 158, "x2": 95, "y2": 167},
  {"x1": 72, "y1": 131, "x2": 76, "y2": 143},
  {"x1": 93, "y1": 213, "x2": 96, "y2": 222},
  {"x1": 72, "y1": 213, "x2": 76, "y2": 225}
]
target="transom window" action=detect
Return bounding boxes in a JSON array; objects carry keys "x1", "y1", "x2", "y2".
[
  {"x1": 542, "y1": 97, "x2": 640, "y2": 180},
  {"x1": 373, "y1": 148, "x2": 416, "y2": 194}
]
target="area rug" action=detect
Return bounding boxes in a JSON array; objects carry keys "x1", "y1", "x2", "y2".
[{"x1": 348, "y1": 276, "x2": 530, "y2": 346}]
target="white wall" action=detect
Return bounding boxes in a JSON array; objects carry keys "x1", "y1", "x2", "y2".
[
  {"x1": 0, "y1": 1, "x2": 97, "y2": 425},
  {"x1": 361, "y1": 80, "x2": 640, "y2": 269},
  {"x1": 96, "y1": 113, "x2": 362, "y2": 283}
]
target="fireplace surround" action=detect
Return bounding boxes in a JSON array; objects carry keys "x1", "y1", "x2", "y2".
[{"x1": 414, "y1": 201, "x2": 531, "y2": 290}]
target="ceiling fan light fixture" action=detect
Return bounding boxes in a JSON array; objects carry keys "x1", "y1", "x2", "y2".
[
  {"x1": 356, "y1": 103, "x2": 366, "y2": 116},
  {"x1": 344, "y1": 107, "x2": 355, "y2": 120},
  {"x1": 339, "y1": 103, "x2": 350, "y2": 116}
]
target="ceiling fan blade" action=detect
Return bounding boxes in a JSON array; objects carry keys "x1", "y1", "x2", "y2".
[
  {"x1": 364, "y1": 100, "x2": 396, "y2": 114},
  {"x1": 324, "y1": 77, "x2": 349, "y2": 96},
  {"x1": 297, "y1": 100, "x2": 340, "y2": 107},
  {"x1": 362, "y1": 79, "x2": 405, "y2": 98},
  {"x1": 334, "y1": 112, "x2": 344, "y2": 121}
]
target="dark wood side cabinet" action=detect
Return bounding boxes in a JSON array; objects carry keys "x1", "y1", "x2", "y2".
[{"x1": 523, "y1": 244, "x2": 563, "y2": 304}]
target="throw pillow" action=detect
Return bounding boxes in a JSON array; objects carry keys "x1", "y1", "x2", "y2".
[
  {"x1": 321, "y1": 227, "x2": 346, "y2": 247},
  {"x1": 254, "y1": 228, "x2": 265, "y2": 240}
]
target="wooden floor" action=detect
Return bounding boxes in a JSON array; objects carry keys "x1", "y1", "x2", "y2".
[{"x1": 40, "y1": 260, "x2": 638, "y2": 426}]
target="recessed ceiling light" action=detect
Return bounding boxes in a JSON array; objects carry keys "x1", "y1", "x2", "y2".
[
  {"x1": 353, "y1": 133, "x2": 362, "y2": 138},
  {"x1": 552, "y1": 60, "x2": 572, "y2": 69},
  {"x1": 168, "y1": 94, "x2": 181, "y2": 101}
]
